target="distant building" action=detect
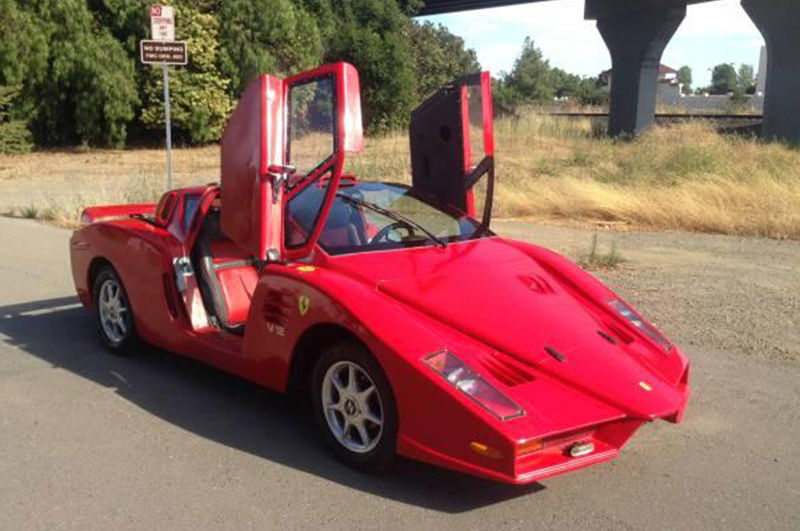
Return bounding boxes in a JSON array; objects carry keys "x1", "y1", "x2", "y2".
[{"x1": 600, "y1": 61, "x2": 764, "y2": 113}]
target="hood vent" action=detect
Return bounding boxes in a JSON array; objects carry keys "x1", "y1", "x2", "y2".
[
  {"x1": 479, "y1": 353, "x2": 536, "y2": 387},
  {"x1": 519, "y1": 274, "x2": 556, "y2": 295},
  {"x1": 544, "y1": 345, "x2": 567, "y2": 363}
]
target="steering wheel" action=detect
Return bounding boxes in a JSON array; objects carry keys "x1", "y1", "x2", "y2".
[{"x1": 370, "y1": 221, "x2": 416, "y2": 244}]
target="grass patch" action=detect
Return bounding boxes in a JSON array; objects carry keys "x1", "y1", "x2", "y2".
[
  {"x1": 19, "y1": 204, "x2": 39, "y2": 219},
  {"x1": 577, "y1": 234, "x2": 625, "y2": 270}
]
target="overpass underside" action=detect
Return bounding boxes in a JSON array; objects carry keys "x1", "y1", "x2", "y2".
[{"x1": 420, "y1": 0, "x2": 800, "y2": 143}]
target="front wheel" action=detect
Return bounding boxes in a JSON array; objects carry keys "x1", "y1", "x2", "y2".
[
  {"x1": 92, "y1": 265, "x2": 138, "y2": 354},
  {"x1": 312, "y1": 341, "x2": 397, "y2": 471}
]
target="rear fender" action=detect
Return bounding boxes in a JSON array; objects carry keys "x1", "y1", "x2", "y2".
[
  {"x1": 70, "y1": 221, "x2": 185, "y2": 348},
  {"x1": 80, "y1": 203, "x2": 157, "y2": 223}
]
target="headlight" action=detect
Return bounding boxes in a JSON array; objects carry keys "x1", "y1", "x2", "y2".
[
  {"x1": 608, "y1": 299, "x2": 672, "y2": 351},
  {"x1": 423, "y1": 350, "x2": 524, "y2": 421}
]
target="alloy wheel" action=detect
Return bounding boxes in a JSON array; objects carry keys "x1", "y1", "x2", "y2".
[
  {"x1": 321, "y1": 360, "x2": 384, "y2": 454},
  {"x1": 98, "y1": 278, "x2": 128, "y2": 345}
]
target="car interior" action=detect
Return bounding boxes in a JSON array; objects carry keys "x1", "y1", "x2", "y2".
[
  {"x1": 188, "y1": 190, "x2": 370, "y2": 334},
  {"x1": 190, "y1": 203, "x2": 258, "y2": 334},
  {"x1": 285, "y1": 183, "x2": 369, "y2": 249}
]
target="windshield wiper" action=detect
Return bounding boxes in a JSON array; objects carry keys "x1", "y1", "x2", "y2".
[{"x1": 336, "y1": 193, "x2": 447, "y2": 248}]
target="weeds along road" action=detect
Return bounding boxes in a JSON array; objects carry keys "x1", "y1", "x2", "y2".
[{"x1": 0, "y1": 216, "x2": 798, "y2": 530}]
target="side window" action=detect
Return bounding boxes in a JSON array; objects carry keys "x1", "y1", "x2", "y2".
[
  {"x1": 287, "y1": 76, "x2": 335, "y2": 182},
  {"x1": 182, "y1": 195, "x2": 201, "y2": 233},
  {"x1": 285, "y1": 74, "x2": 338, "y2": 250},
  {"x1": 285, "y1": 171, "x2": 333, "y2": 248},
  {"x1": 465, "y1": 83, "x2": 487, "y2": 169}
]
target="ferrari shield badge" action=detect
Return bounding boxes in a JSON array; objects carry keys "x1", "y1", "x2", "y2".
[{"x1": 298, "y1": 295, "x2": 310, "y2": 316}]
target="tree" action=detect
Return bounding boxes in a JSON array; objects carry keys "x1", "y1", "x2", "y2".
[
  {"x1": 548, "y1": 69, "x2": 606, "y2": 106},
  {"x1": 409, "y1": 21, "x2": 480, "y2": 99},
  {"x1": 141, "y1": 5, "x2": 232, "y2": 144},
  {"x1": 219, "y1": 0, "x2": 323, "y2": 97},
  {"x1": 737, "y1": 63, "x2": 756, "y2": 95},
  {"x1": 574, "y1": 77, "x2": 607, "y2": 106},
  {"x1": 498, "y1": 37, "x2": 555, "y2": 107},
  {"x1": 304, "y1": 0, "x2": 417, "y2": 132},
  {"x1": 0, "y1": 0, "x2": 49, "y2": 89},
  {"x1": 0, "y1": 85, "x2": 32, "y2": 153},
  {"x1": 677, "y1": 66, "x2": 692, "y2": 95},
  {"x1": 710, "y1": 63, "x2": 738, "y2": 95},
  {"x1": 0, "y1": 0, "x2": 138, "y2": 147},
  {"x1": 551, "y1": 68, "x2": 581, "y2": 98}
]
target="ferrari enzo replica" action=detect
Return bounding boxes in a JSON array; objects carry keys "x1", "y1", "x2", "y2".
[{"x1": 70, "y1": 63, "x2": 690, "y2": 484}]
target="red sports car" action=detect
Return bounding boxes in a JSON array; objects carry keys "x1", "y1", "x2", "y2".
[{"x1": 70, "y1": 63, "x2": 690, "y2": 484}]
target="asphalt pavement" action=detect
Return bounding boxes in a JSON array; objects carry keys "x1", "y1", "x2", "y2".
[{"x1": 0, "y1": 216, "x2": 798, "y2": 530}]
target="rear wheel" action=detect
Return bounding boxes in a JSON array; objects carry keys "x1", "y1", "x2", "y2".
[
  {"x1": 93, "y1": 265, "x2": 137, "y2": 354},
  {"x1": 312, "y1": 341, "x2": 397, "y2": 471}
]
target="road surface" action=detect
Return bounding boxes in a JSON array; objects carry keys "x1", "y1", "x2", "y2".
[{"x1": 0, "y1": 217, "x2": 798, "y2": 530}]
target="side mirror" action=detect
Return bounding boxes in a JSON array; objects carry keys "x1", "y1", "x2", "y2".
[{"x1": 154, "y1": 191, "x2": 178, "y2": 227}]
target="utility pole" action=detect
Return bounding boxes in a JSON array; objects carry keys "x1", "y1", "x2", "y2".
[{"x1": 163, "y1": 65, "x2": 173, "y2": 190}]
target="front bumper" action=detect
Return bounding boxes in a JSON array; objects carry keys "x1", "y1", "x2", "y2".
[{"x1": 400, "y1": 393, "x2": 689, "y2": 485}]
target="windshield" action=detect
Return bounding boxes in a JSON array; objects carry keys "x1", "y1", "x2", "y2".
[{"x1": 286, "y1": 182, "x2": 490, "y2": 255}]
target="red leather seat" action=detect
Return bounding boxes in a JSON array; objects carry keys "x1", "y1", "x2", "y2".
[{"x1": 193, "y1": 209, "x2": 258, "y2": 330}]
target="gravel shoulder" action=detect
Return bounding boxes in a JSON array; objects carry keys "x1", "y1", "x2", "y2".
[{"x1": 495, "y1": 221, "x2": 800, "y2": 363}]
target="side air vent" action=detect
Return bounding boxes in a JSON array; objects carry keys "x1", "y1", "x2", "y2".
[
  {"x1": 597, "y1": 330, "x2": 618, "y2": 344},
  {"x1": 606, "y1": 324, "x2": 634, "y2": 345},
  {"x1": 479, "y1": 353, "x2": 536, "y2": 387}
]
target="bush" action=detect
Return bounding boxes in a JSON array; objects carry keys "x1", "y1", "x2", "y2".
[
  {"x1": 140, "y1": 6, "x2": 233, "y2": 145},
  {"x1": 220, "y1": 0, "x2": 323, "y2": 97},
  {"x1": 0, "y1": 86, "x2": 32, "y2": 153}
]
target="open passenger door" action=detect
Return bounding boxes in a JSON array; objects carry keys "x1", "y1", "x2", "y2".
[
  {"x1": 409, "y1": 72, "x2": 495, "y2": 228},
  {"x1": 220, "y1": 62, "x2": 363, "y2": 263}
]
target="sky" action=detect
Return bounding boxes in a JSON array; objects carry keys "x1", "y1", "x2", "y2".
[{"x1": 420, "y1": 0, "x2": 765, "y2": 87}]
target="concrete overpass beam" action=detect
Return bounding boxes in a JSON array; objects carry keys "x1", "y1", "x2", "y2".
[
  {"x1": 742, "y1": 0, "x2": 800, "y2": 143},
  {"x1": 594, "y1": 3, "x2": 686, "y2": 136}
]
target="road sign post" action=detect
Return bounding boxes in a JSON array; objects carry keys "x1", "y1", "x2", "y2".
[
  {"x1": 163, "y1": 65, "x2": 173, "y2": 190},
  {"x1": 141, "y1": 4, "x2": 186, "y2": 192}
]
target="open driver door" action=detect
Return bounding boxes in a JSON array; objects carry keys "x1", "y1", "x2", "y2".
[
  {"x1": 220, "y1": 62, "x2": 363, "y2": 263},
  {"x1": 409, "y1": 72, "x2": 495, "y2": 228}
]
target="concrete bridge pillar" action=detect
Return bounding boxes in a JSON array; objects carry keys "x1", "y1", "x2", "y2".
[
  {"x1": 593, "y1": 4, "x2": 686, "y2": 136},
  {"x1": 742, "y1": 0, "x2": 800, "y2": 143}
]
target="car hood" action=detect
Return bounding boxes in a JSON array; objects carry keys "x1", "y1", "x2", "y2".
[{"x1": 331, "y1": 238, "x2": 687, "y2": 421}]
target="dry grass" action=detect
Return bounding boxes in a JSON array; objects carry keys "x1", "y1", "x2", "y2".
[
  {"x1": 2, "y1": 116, "x2": 799, "y2": 239},
  {"x1": 348, "y1": 116, "x2": 800, "y2": 240},
  {"x1": 0, "y1": 146, "x2": 218, "y2": 228},
  {"x1": 493, "y1": 118, "x2": 800, "y2": 239}
]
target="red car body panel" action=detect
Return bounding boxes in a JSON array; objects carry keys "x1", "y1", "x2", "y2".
[
  {"x1": 80, "y1": 203, "x2": 157, "y2": 223},
  {"x1": 70, "y1": 63, "x2": 690, "y2": 484}
]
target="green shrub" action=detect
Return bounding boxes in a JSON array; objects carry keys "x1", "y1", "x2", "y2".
[{"x1": 0, "y1": 86, "x2": 32, "y2": 153}]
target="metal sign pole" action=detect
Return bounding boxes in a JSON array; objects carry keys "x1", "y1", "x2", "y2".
[{"x1": 163, "y1": 64, "x2": 173, "y2": 191}]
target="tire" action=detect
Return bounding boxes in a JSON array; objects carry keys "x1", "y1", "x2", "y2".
[
  {"x1": 92, "y1": 265, "x2": 138, "y2": 354},
  {"x1": 312, "y1": 341, "x2": 398, "y2": 471}
]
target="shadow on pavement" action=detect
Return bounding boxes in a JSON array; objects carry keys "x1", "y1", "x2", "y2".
[{"x1": 0, "y1": 297, "x2": 543, "y2": 513}]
